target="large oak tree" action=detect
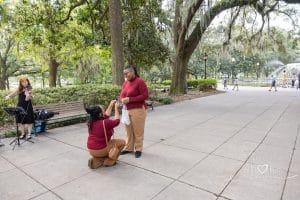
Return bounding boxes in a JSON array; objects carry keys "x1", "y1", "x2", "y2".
[{"x1": 170, "y1": 0, "x2": 300, "y2": 95}]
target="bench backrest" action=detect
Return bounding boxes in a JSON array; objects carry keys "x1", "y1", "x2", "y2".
[{"x1": 34, "y1": 101, "x2": 85, "y2": 113}]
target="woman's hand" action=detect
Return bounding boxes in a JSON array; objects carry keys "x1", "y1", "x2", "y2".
[
  {"x1": 105, "y1": 100, "x2": 116, "y2": 116},
  {"x1": 109, "y1": 100, "x2": 117, "y2": 107},
  {"x1": 114, "y1": 101, "x2": 119, "y2": 109},
  {"x1": 121, "y1": 97, "x2": 129, "y2": 104}
]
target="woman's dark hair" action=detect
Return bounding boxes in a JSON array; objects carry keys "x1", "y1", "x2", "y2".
[
  {"x1": 85, "y1": 105, "x2": 104, "y2": 131},
  {"x1": 125, "y1": 65, "x2": 139, "y2": 77}
]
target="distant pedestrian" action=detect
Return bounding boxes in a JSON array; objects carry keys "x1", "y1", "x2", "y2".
[
  {"x1": 291, "y1": 73, "x2": 296, "y2": 88},
  {"x1": 282, "y1": 70, "x2": 287, "y2": 88},
  {"x1": 297, "y1": 71, "x2": 300, "y2": 90},
  {"x1": 269, "y1": 75, "x2": 277, "y2": 92},
  {"x1": 232, "y1": 76, "x2": 239, "y2": 91},
  {"x1": 223, "y1": 77, "x2": 228, "y2": 90}
]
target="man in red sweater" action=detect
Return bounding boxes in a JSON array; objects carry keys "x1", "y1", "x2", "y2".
[{"x1": 120, "y1": 66, "x2": 148, "y2": 158}]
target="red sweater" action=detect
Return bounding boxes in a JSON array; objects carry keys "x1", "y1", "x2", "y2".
[
  {"x1": 87, "y1": 118, "x2": 120, "y2": 150},
  {"x1": 120, "y1": 76, "x2": 149, "y2": 110}
]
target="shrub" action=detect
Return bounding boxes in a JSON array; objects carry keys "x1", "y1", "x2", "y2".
[
  {"x1": 0, "y1": 84, "x2": 121, "y2": 126},
  {"x1": 162, "y1": 80, "x2": 172, "y2": 86},
  {"x1": 161, "y1": 79, "x2": 217, "y2": 91},
  {"x1": 150, "y1": 96, "x2": 173, "y2": 104}
]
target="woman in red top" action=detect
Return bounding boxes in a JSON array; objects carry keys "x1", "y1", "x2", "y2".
[
  {"x1": 120, "y1": 66, "x2": 148, "y2": 158},
  {"x1": 86, "y1": 100, "x2": 125, "y2": 169}
]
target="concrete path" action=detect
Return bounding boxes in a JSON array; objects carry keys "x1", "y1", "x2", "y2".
[{"x1": 1, "y1": 87, "x2": 300, "y2": 200}]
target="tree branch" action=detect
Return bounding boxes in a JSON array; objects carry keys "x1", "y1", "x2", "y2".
[
  {"x1": 179, "y1": 0, "x2": 205, "y2": 46},
  {"x1": 2, "y1": 39, "x2": 14, "y2": 64},
  {"x1": 173, "y1": 0, "x2": 184, "y2": 49},
  {"x1": 223, "y1": 7, "x2": 241, "y2": 47},
  {"x1": 60, "y1": 0, "x2": 87, "y2": 24},
  {"x1": 185, "y1": 0, "x2": 259, "y2": 58}
]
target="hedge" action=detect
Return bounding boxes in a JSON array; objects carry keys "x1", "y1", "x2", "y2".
[
  {"x1": 0, "y1": 84, "x2": 121, "y2": 125},
  {"x1": 161, "y1": 79, "x2": 217, "y2": 91}
]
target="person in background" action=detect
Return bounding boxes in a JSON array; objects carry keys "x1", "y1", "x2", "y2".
[
  {"x1": 86, "y1": 100, "x2": 125, "y2": 169},
  {"x1": 269, "y1": 75, "x2": 278, "y2": 92},
  {"x1": 298, "y1": 71, "x2": 300, "y2": 90},
  {"x1": 282, "y1": 70, "x2": 288, "y2": 88},
  {"x1": 120, "y1": 66, "x2": 148, "y2": 158},
  {"x1": 291, "y1": 73, "x2": 296, "y2": 88},
  {"x1": 232, "y1": 76, "x2": 239, "y2": 91},
  {"x1": 5, "y1": 75, "x2": 34, "y2": 140},
  {"x1": 223, "y1": 76, "x2": 228, "y2": 90}
]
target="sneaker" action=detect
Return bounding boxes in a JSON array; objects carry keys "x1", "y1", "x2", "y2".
[
  {"x1": 20, "y1": 135, "x2": 25, "y2": 139},
  {"x1": 120, "y1": 150, "x2": 133, "y2": 155},
  {"x1": 135, "y1": 151, "x2": 142, "y2": 158},
  {"x1": 27, "y1": 135, "x2": 32, "y2": 140}
]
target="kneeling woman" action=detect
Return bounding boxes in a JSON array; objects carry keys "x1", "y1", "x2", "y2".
[{"x1": 86, "y1": 100, "x2": 125, "y2": 169}]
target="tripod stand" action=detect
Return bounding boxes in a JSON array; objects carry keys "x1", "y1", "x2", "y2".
[
  {"x1": 0, "y1": 139, "x2": 4, "y2": 147},
  {"x1": 3, "y1": 107, "x2": 34, "y2": 150}
]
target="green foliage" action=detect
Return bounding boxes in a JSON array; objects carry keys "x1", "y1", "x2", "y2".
[
  {"x1": 192, "y1": 79, "x2": 217, "y2": 91},
  {"x1": 187, "y1": 79, "x2": 217, "y2": 91},
  {"x1": 162, "y1": 80, "x2": 172, "y2": 86},
  {"x1": 123, "y1": 0, "x2": 169, "y2": 68},
  {"x1": 161, "y1": 79, "x2": 217, "y2": 91},
  {"x1": 150, "y1": 96, "x2": 173, "y2": 104},
  {"x1": 0, "y1": 84, "x2": 121, "y2": 125}
]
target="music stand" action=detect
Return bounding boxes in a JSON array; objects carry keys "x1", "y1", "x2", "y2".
[{"x1": 3, "y1": 107, "x2": 33, "y2": 150}]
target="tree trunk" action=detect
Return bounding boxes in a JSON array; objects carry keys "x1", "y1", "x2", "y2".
[
  {"x1": 57, "y1": 70, "x2": 62, "y2": 87},
  {"x1": 6, "y1": 77, "x2": 9, "y2": 90},
  {"x1": 109, "y1": 0, "x2": 124, "y2": 86},
  {"x1": 0, "y1": 77, "x2": 6, "y2": 90},
  {"x1": 49, "y1": 58, "x2": 59, "y2": 87},
  {"x1": 170, "y1": 54, "x2": 189, "y2": 95},
  {"x1": 0, "y1": 63, "x2": 7, "y2": 90}
]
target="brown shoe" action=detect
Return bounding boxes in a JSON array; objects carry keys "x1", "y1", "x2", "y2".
[
  {"x1": 88, "y1": 158, "x2": 103, "y2": 169},
  {"x1": 103, "y1": 159, "x2": 116, "y2": 167}
]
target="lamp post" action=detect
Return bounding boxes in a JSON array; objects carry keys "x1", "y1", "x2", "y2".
[
  {"x1": 204, "y1": 52, "x2": 208, "y2": 79},
  {"x1": 256, "y1": 62, "x2": 260, "y2": 79}
]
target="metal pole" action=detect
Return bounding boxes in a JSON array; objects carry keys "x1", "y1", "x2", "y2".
[{"x1": 204, "y1": 59, "x2": 207, "y2": 79}]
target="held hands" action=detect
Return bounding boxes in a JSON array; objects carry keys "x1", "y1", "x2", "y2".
[
  {"x1": 121, "y1": 97, "x2": 129, "y2": 104},
  {"x1": 109, "y1": 100, "x2": 117, "y2": 107},
  {"x1": 109, "y1": 100, "x2": 120, "y2": 109}
]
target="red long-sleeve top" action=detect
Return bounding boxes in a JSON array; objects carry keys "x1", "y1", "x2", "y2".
[
  {"x1": 120, "y1": 76, "x2": 149, "y2": 110},
  {"x1": 87, "y1": 117, "x2": 120, "y2": 150}
]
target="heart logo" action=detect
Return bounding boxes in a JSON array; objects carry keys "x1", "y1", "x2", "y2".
[{"x1": 257, "y1": 164, "x2": 269, "y2": 174}]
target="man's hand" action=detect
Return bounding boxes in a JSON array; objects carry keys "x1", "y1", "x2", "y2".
[{"x1": 121, "y1": 97, "x2": 129, "y2": 104}]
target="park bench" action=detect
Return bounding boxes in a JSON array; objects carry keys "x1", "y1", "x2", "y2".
[
  {"x1": 34, "y1": 100, "x2": 88, "y2": 125},
  {"x1": 146, "y1": 100, "x2": 154, "y2": 110}
]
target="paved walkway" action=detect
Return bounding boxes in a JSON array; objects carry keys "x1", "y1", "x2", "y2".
[{"x1": 1, "y1": 87, "x2": 300, "y2": 200}]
